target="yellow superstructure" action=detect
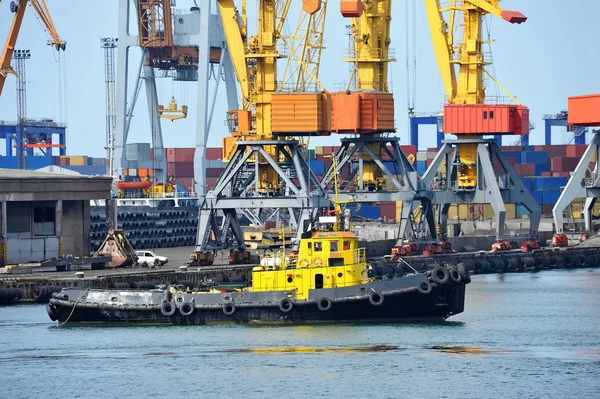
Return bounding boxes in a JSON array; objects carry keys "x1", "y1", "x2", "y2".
[{"x1": 251, "y1": 231, "x2": 368, "y2": 300}]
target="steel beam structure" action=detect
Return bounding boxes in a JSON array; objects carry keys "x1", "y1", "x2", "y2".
[
  {"x1": 553, "y1": 131, "x2": 600, "y2": 233},
  {"x1": 115, "y1": 0, "x2": 237, "y2": 194},
  {"x1": 421, "y1": 139, "x2": 541, "y2": 240},
  {"x1": 320, "y1": 137, "x2": 430, "y2": 243},
  {"x1": 101, "y1": 38, "x2": 117, "y2": 178},
  {"x1": 195, "y1": 140, "x2": 329, "y2": 251}
]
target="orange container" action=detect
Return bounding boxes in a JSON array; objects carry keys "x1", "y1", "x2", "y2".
[
  {"x1": 302, "y1": 0, "x2": 321, "y2": 14},
  {"x1": 359, "y1": 92, "x2": 394, "y2": 132},
  {"x1": 331, "y1": 92, "x2": 361, "y2": 132},
  {"x1": 568, "y1": 94, "x2": 600, "y2": 126},
  {"x1": 340, "y1": 0, "x2": 363, "y2": 17},
  {"x1": 271, "y1": 92, "x2": 331, "y2": 135},
  {"x1": 331, "y1": 91, "x2": 394, "y2": 134},
  {"x1": 443, "y1": 104, "x2": 529, "y2": 135}
]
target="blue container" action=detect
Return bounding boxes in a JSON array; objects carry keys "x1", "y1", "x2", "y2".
[
  {"x1": 503, "y1": 151, "x2": 521, "y2": 162},
  {"x1": 27, "y1": 156, "x2": 53, "y2": 170},
  {"x1": 521, "y1": 177, "x2": 534, "y2": 191},
  {"x1": 542, "y1": 191, "x2": 561, "y2": 204},
  {"x1": 0, "y1": 156, "x2": 18, "y2": 168},
  {"x1": 383, "y1": 161, "x2": 400, "y2": 173},
  {"x1": 534, "y1": 163, "x2": 548, "y2": 175},
  {"x1": 533, "y1": 177, "x2": 568, "y2": 191},
  {"x1": 416, "y1": 160, "x2": 427, "y2": 175},
  {"x1": 358, "y1": 205, "x2": 380, "y2": 219},
  {"x1": 308, "y1": 160, "x2": 325, "y2": 176},
  {"x1": 521, "y1": 151, "x2": 548, "y2": 165}
]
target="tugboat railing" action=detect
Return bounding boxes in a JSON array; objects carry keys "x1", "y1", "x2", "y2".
[{"x1": 259, "y1": 247, "x2": 366, "y2": 270}]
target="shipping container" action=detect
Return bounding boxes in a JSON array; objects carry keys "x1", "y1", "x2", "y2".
[
  {"x1": 175, "y1": 177, "x2": 194, "y2": 192},
  {"x1": 331, "y1": 92, "x2": 394, "y2": 134},
  {"x1": 567, "y1": 94, "x2": 600, "y2": 126},
  {"x1": 68, "y1": 155, "x2": 88, "y2": 166},
  {"x1": 565, "y1": 145, "x2": 587, "y2": 158},
  {"x1": 542, "y1": 191, "x2": 561, "y2": 204},
  {"x1": 126, "y1": 143, "x2": 151, "y2": 161},
  {"x1": 531, "y1": 191, "x2": 543, "y2": 205},
  {"x1": 531, "y1": 177, "x2": 568, "y2": 191},
  {"x1": 416, "y1": 160, "x2": 427, "y2": 175},
  {"x1": 444, "y1": 104, "x2": 529, "y2": 135},
  {"x1": 271, "y1": 92, "x2": 331, "y2": 135},
  {"x1": 308, "y1": 161, "x2": 325, "y2": 176},
  {"x1": 340, "y1": 0, "x2": 363, "y2": 17},
  {"x1": 27, "y1": 156, "x2": 53, "y2": 170},
  {"x1": 167, "y1": 162, "x2": 194, "y2": 177},
  {"x1": 206, "y1": 177, "x2": 218, "y2": 189},
  {"x1": 206, "y1": 167, "x2": 224, "y2": 178},
  {"x1": 551, "y1": 156, "x2": 579, "y2": 172},
  {"x1": 206, "y1": 148, "x2": 221, "y2": 160},
  {"x1": 378, "y1": 201, "x2": 396, "y2": 221},
  {"x1": 516, "y1": 204, "x2": 530, "y2": 219},
  {"x1": 515, "y1": 163, "x2": 535, "y2": 177},
  {"x1": 358, "y1": 205, "x2": 380, "y2": 219},
  {"x1": 520, "y1": 151, "x2": 548, "y2": 164},
  {"x1": 535, "y1": 163, "x2": 548, "y2": 175}
]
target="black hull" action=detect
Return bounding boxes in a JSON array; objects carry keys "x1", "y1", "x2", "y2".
[{"x1": 49, "y1": 284, "x2": 466, "y2": 325}]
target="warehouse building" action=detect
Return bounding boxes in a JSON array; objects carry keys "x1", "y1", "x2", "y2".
[{"x1": 0, "y1": 169, "x2": 112, "y2": 265}]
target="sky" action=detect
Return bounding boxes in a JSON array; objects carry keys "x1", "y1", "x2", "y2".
[{"x1": 0, "y1": 0, "x2": 599, "y2": 157}]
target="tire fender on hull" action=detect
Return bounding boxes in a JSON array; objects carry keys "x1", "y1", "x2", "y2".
[
  {"x1": 279, "y1": 298, "x2": 294, "y2": 313},
  {"x1": 369, "y1": 292, "x2": 385, "y2": 306},
  {"x1": 161, "y1": 301, "x2": 176, "y2": 317},
  {"x1": 317, "y1": 297, "x2": 333, "y2": 312}
]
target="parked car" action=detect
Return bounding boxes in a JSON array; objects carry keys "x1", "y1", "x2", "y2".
[{"x1": 134, "y1": 250, "x2": 168, "y2": 267}]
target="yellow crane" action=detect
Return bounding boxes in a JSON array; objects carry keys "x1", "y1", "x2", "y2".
[
  {"x1": 424, "y1": 0, "x2": 527, "y2": 187},
  {"x1": 0, "y1": 0, "x2": 65, "y2": 96},
  {"x1": 191, "y1": 0, "x2": 330, "y2": 263},
  {"x1": 422, "y1": 0, "x2": 541, "y2": 250}
]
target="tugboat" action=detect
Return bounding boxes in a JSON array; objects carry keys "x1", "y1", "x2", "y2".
[{"x1": 47, "y1": 176, "x2": 470, "y2": 325}]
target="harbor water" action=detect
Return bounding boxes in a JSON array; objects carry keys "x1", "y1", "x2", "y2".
[{"x1": 1, "y1": 269, "x2": 599, "y2": 398}]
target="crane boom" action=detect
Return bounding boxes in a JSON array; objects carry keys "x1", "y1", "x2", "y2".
[
  {"x1": 0, "y1": 0, "x2": 65, "y2": 96},
  {"x1": 424, "y1": 0, "x2": 525, "y2": 104}
]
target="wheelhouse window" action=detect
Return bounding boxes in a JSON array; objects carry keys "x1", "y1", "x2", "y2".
[
  {"x1": 330, "y1": 241, "x2": 338, "y2": 252},
  {"x1": 343, "y1": 241, "x2": 351, "y2": 251},
  {"x1": 314, "y1": 241, "x2": 322, "y2": 251}
]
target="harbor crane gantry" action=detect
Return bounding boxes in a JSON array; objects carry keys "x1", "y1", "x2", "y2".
[
  {"x1": 115, "y1": 0, "x2": 238, "y2": 193},
  {"x1": 552, "y1": 95, "x2": 600, "y2": 247},
  {"x1": 320, "y1": 0, "x2": 425, "y2": 252},
  {"x1": 0, "y1": 0, "x2": 65, "y2": 96},
  {"x1": 420, "y1": 0, "x2": 542, "y2": 251},
  {"x1": 191, "y1": 0, "x2": 330, "y2": 264}
]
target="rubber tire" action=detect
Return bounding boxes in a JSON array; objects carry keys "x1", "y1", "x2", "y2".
[
  {"x1": 161, "y1": 301, "x2": 176, "y2": 317},
  {"x1": 456, "y1": 264, "x2": 471, "y2": 284},
  {"x1": 179, "y1": 302, "x2": 195, "y2": 316},
  {"x1": 46, "y1": 303, "x2": 58, "y2": 321},
  {"x1": 431, "y1": 266, "x2": 450, "y2": 285},
  {"x1": 32, "y1": 287, "x2": 42, "y2": 300},
  {"x1": 417, "y1": 280, "x2": 432, "y2": 295},
  {"x1": 369, "y1": 292, "x2": 384, "y2": 306},
  {"x1": 317, "y1": 297, "x2": 333, "y2": 312},
  {"x1": 279, "y1": 298, "x2": 294, "y2": 313},
  {"x1": 448, "y1": 267, "x2": 462, "y2": 284},
  {"x1": 223, "y1": 304, "x2": 236, "y2": 316}
]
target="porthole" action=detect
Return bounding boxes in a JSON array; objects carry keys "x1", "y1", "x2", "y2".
[
  {"x1": 287, "y1": 277, "x2": 293, "y2": 283},
  {"x1": 337, "y1": 272, "x2": 343, "y2": 278}
]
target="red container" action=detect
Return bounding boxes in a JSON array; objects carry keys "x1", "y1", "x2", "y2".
[
  {"x1": 506, "y1": 157, "x2": 516, "y2": 166},
  {"x1": 552, "y1": 156, "x2": 580, "y2": 172},
  {"x1": 541, "y1": 172, "x2": 552, "y2": 177},
  {"x1": 174, "y1": 148, "x2": 195, "y2": 163},
  {"x1": 378, "y1": 202, "x2": 396, "y2": 220},
  {"x1": 400, "y1": 145, "x2": 417, "y2": 157},
  {"x1": 515, "y1": 163, "x2": 535, "y2": 177},
  {"x1": 170, "y1": 162, "x2": 194, "y2": 177},
  {"x1": 444, "y1": 104, "x2": 529, "y2": 135},
  {"x1": 175, "y1": 177, "x2": 194, "y2": 191},
  {"x1": 565, "y1": 145, "x2": 586, "y2": 158},
  {"x1": 166, "y1": 148, "x2": 176, "y2": 163},
  {"x1": 206, "y1": 148, "x2": 221, "y2": 160},
  {"x1": 206, "y1": 167, "x2": 224, "y2": 178},
  {"x1": 542, "y1": 204, "x2": 554, "y2": 216},
  {"x1": 502, "y1": 146, "x2": 522, "y2": 152}
]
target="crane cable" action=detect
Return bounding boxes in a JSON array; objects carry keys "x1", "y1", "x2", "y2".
[{"x1": 405, "y1": 0, "x2": 417, "y2": 132}]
